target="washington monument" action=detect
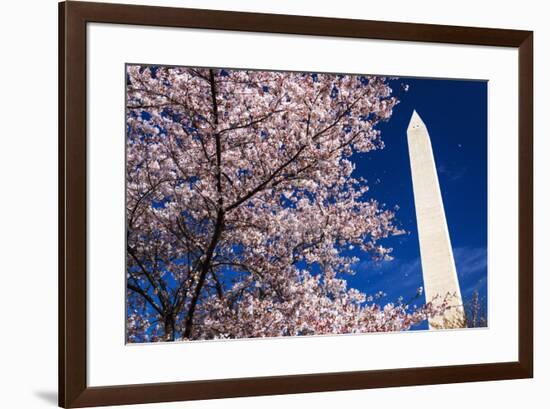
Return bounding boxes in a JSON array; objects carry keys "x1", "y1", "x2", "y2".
[{"x1": 407, "y1": 110, "x2": 465, "y2": 329}]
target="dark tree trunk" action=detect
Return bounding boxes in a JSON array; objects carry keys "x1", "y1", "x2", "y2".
[
  {"x1": 182, "y1": 69, "x2": 225, "y2": 340},
  {"x1": 164, "y1": 314, "x2": 175, "y2": 342}
]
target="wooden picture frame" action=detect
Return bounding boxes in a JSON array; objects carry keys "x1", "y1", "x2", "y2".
[{"x1": 59, "y1": 1, "x2": 533, "y2": 407}]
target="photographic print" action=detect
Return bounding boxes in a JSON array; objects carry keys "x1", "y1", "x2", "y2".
[{"x1": 125, "y1": 65, "x2": 487, "y2": 343}]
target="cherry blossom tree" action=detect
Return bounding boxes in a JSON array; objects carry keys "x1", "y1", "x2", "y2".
[{"x1": 125, "y1": 65, "x2": 444, "y2": 342}]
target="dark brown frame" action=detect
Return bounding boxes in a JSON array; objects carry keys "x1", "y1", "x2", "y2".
[{"x1": 59, "y1": 1, "x2": 533, "y2": 407}]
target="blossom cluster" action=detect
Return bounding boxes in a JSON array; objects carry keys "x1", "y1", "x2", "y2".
[{"x1": 125, "y1": 65, "x2": 434, "y2": 342}]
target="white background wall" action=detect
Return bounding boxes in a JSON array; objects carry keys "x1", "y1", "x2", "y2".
[{"x1": 0, "y1": 0, "x2": 546, "y2": 408}]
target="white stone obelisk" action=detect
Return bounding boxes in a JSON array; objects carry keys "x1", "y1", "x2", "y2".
[{"x1": 407, "y1": 110, "x2": 465, "y2": 329}]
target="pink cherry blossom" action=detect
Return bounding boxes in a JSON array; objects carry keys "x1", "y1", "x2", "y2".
[{"x1": 125, "y1": 65, "x2": 443, "y2": 342}]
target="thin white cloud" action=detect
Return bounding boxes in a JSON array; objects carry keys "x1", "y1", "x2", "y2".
[
  {"x1": 453, "y1": 246, "x2": 487, "y2": 277},
  {"x1": 437, "y1": 164, "x2": 467, "y2": 182}
]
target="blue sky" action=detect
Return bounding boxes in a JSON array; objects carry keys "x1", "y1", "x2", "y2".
[{"x1": 347, "y1": 77, "x2": 488, "y2": 328}]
